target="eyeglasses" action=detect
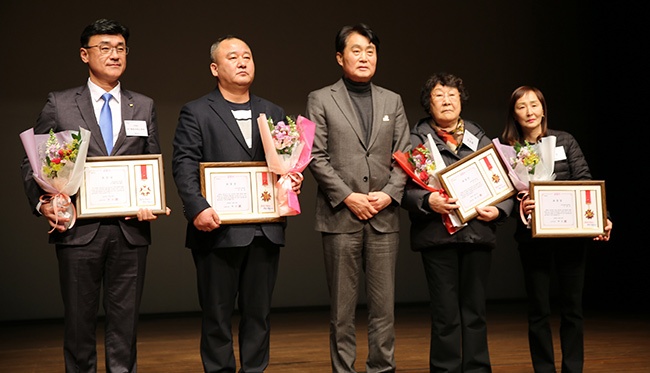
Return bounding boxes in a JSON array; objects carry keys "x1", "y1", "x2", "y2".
[
  {"x1": 85, "y1": 43, "x2": 129, "y2": 55},
  {"x1": 432, "y1": 90, "x2": 459, "y2": 102}
]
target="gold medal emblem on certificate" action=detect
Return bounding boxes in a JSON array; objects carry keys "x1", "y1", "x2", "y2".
[
  {"x1": 482, "y1": 155, "x2": 501, "y2": 184},
  {"x1": 139, "y1": 185, "x2": 151, "y2": 196}
]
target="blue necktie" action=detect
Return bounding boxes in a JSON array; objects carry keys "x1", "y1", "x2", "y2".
[{"x1": 99, "y1": 93, "x2": 113, "y2": 154}]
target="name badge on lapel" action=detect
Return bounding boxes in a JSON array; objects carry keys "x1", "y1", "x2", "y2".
[
  {"x1": 124, "y1": 120, "x2": 148, "y2": 137},
  {"x1": 463, "y1": 131, "x2": 479, "y2": 151}
]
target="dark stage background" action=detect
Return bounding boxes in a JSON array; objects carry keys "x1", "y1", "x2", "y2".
[{"x1": 1, "y1": 1, "x2": 644, "y2": 321}]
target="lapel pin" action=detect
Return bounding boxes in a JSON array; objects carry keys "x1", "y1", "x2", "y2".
[
  {"x1": 129, "y1": 104, "x2": 134, "y2": 107},
  {"x1": 382, "y1": 115, "x2": 390, "y2": 122}
]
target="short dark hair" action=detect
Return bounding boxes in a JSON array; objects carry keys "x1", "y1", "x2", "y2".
[
  {"x1": 335, "y1": 23, "x2": 380, "y2": 54},
  {"x1": 80, "y1": 19, "x2": 129, "y2": 47},
  {"x1": 210, "y1": 35, "x2": 242, "y2": 63},
  {"x1": 419, "y1": 72, "x2": 469, "y2": 116}
]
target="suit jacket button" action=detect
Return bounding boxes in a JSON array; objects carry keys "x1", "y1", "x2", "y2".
[{"x1": 363, "y1": 176, "x2": 368, "y2": 182}]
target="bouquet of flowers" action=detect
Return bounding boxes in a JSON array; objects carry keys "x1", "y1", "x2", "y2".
[
  {"x1": 257, "y1": 113, "x2": 315, "y2": 216},
  {"x1": 513, "y1": 141, "x2": 540, "y2": 175},
  {"x1": 408, "y1": 144, "x2": 438, "y2": 187},
  {"x1": 393, "y1": 135, "x2": 466, "y2": 234},
  {"x1": 20, "y1": 127, "x2": 91, "y2": 232},
  {"x1": 269, "y1": 116, "x2": 301, "y2": 157},
  {"x1": 492, "y1": 136, "x2": 556, "y2": 224}
]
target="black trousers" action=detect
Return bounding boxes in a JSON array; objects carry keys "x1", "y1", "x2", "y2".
[
  {"x1": 57, "y1": 222, "x2": 148, "y2": 373},
  {"x1": 420, "y1": 244, "x2": 492, "y2": 373},
  {"x1": 518, "y1": 239, "x2": 587, "y2": 373},
  {"x1": 192, "y1": 237, "x2": 280, "y2": 373}
]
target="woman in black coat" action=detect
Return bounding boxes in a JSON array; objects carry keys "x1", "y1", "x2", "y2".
[
  {"x1": 402, "y1": 73, "x2": 513, "y2": 373},
  {"x1": 501, "y1": 86, "x2": 613, "y2": 373}
]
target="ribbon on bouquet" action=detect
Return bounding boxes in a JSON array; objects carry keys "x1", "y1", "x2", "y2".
[
  {"x1": 437, "y1": 189, "x2": 464, "y2": 235},
  {"x1": 39, "y1": 192, "x2": 77, "y2": 233},
  {"x1": 287, "y1": 172, "x2": 304, "y2": 185},
  {"x1": 277, "y1": 171, "x2": 304, "y2": 216},
  {"x1": 516, "y1": 190, "x2": 531, "y2": 227}
]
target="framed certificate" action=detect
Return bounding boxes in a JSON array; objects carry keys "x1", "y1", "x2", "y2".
[
  {"x1": 77, "y1": 154, "x2": 167, "y2": 218},
  {"x1": 530, "y1": 180, "x2": 607, "y2": 238},
  {"x1": 200, "y1": 161, "x2": 285, "y2": 224},
  {"x1": 438, "y1": 144, "x2": 516, "y2": 223}
]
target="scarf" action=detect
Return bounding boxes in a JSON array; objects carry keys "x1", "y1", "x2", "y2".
[{"x1": 431, "y1": 118, "x2": 465, "y2": 153}]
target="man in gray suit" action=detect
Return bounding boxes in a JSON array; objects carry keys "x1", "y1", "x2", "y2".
[
  {"x1": 21, "y1": 19, "x2": 167, "y2": 372},
  {"x1": 172, "y1": 36, "x2": 302, "y2": 373},
  {"x1": 306, "y1": 24, "x2": 411, "y2": 373}
]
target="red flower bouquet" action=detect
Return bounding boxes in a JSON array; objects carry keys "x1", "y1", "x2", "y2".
[
  {"x1": 394, "y1": 139, "x2": 465, "y2": 235},
  {"x1": 394, "y1": 144, "x2": 438, "y2": 190}
]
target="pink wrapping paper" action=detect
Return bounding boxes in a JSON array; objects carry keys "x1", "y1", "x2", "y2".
[{"x1": 257, "y1": 114, "x2": 315, "y2": 216}]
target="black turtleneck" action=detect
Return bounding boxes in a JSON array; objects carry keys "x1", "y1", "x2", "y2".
[{"x1": 343, "y1": 76, "x2": 373, "y2": 144}]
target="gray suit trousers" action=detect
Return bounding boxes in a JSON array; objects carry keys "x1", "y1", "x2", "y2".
[{"x1": 322, "y1": 224, "x2": 398, "y2": 373}]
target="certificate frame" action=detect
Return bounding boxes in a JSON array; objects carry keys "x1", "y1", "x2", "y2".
[
  {"x1": 200, "y1": 161, "x2": 285, "y2": 224},
  {"x1": 77, "y1": 154, "x2": 167, "y2": 218},
  {"x1": 438, "y1": 143, "x2": 516, "y2": 223},
  {"x1": 530, "y1": 180, "x2": 607, "y2": 238}
]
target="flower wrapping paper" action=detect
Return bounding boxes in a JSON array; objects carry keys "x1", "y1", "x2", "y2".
[
  {"x1": 257, "y1": 114, "x2": 315, "y2": 216},
  {"x1": 492, "y1": 136, "x2": 557, "y2": 192},
  {"x1": 492, "y1": 136, "x2": 557, "y2": 225},
  {"x1": 20, "y1": 127, "x2": 91, "y2": 230}
]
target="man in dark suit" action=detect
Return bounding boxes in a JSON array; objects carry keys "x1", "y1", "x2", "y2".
[
  {"x1": 21, "y1": 19, "x2": 168, "y2": 372},
  {"x1": 306, "y1": 24, "x2": 411, "y2": 373},
  {"x1": 172, "y1": 36, "x2": 302, "y2": 373}
]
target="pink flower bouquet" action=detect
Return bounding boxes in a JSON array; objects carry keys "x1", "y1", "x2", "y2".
[
  {"x1": 20, "y1": 127, "x2": 91, "y2": 232},
  {"x1": 492, "y1": 137, "x2": 556, "y2": 224},
  {"x1": 492, "y1": 137, "x2": 556, "y2": 192},
  {"x1": 257, "y1": 114, "x2": 315, "y2": 216}
]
